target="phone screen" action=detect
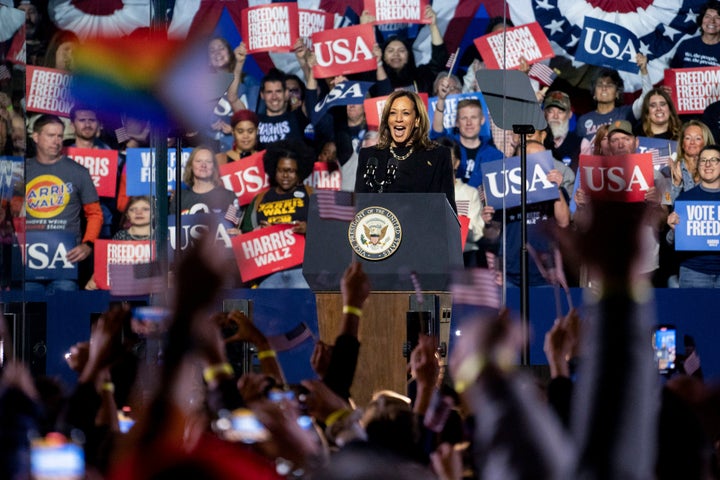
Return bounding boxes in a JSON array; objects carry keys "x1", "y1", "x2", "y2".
[
  {"x1": 31, "y1": 442, "x2": 84, "y2": 480},
  {"x1": 214, "y1": 408, "x2": 270, "y2": 444},
  {"x1": 653, "y1": 325, "x2": 676, "y2": 374}
]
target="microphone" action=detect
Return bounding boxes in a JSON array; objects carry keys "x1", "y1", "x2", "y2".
[
  {"x1": 385, "y1": 157, "x2": 398, "y2": 186},
  {"x1": 365, "y1": 157, "x2": 378, "y2": 190}
]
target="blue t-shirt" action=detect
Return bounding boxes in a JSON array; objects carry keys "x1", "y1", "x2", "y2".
[
  {"x1": 576, "y1": 105, "x2": 633, "y2": 141},
  {"x1": 670, "y1": 36, "x2": 720, "y2": 68}
]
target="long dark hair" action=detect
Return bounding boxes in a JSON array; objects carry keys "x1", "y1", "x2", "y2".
[{"x1": 377, "y1": 90, "x2": 434, "y2": 150}]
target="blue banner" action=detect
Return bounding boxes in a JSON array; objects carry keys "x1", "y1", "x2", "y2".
[
  {"x1": 167, "y1": 213, "x2": 237, "y2": 263},
  {"x1": 24, "y1": 231, "x2": 78, "y2": 280},
  {"x1": 481, "y1": 150, "x2": 559, "y2": 210},
  {"x1": 0, "y1": 156, "x2": 23, "y2": 201},
  {"x1": 313, "y1": 81, "x2": 374, "y2": 119},
  {"x1": 575, "y1": 17, "x2": 640, "y2": 74},
  {"x1": 674, "y1": 200, "x2": 720, "y2": 251},
  {"x1": 429, "y1": 91, "x2": 492, "y2": 140},
  {"x1": 125, "y1": 148, "x2": 193, "y2": 196}
]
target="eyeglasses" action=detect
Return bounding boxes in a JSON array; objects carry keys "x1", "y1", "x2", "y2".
[
  {"x1": 698, "y1": 157, "x2": 720, "y2": 165},
  {"x1": 277, "y1": 168, "x2": 298, "y2": 174}
]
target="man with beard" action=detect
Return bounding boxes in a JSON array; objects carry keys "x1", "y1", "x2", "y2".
[
  {"x1": 543, "y1": 91, "x2": 582, "y2": 173},
  {"x1": 66, "y1": 106, "x2": 115, "y2": 238}
]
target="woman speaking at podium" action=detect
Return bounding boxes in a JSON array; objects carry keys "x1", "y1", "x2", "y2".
[{"x1": 354, "y1": 90, "x2": 456, "y2": 212}]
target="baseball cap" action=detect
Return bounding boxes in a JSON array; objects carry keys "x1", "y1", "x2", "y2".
[
  {"x1": 607, "y1": 120, "x2": 634, "y2": 137},
  {"x1": 543, "y1": 91, "x2": 571, "y2": 111}
]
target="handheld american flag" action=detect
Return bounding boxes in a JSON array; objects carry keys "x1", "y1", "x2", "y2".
[{"x1": 109, "y1": 262, "x2": 165, "y2": 296}]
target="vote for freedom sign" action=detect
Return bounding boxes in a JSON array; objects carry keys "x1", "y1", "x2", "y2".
[
  {"x1": 473, "y1": 22, "x2": 553, "y2": 70},
  {"x1": 232, "y1": 224, "x2": 305, "y2": 283},
  {"x1": 674, "y1": 201, "x2": 720, "y2": 251}
]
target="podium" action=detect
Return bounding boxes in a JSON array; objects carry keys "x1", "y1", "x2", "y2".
[{"x1": 304, "y1": 193, "x2": 462, "y2": 405}]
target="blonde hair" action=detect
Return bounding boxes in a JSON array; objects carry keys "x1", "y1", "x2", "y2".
[{"x1": 182, "y1": 146, "x2": 221, "y2": 187}]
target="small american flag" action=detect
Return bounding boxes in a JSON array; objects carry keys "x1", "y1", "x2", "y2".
[
  {"x1": 225, "y1": 200, "x2": 240, "y2": 225},
  {"x1": 115, "y1": 126, "x2": 130, "y2": 144},
  {"x1": 445, "y1": 47, "x2": 459, "y2": 76},
  {"x1": 455, "y1": 200, "x2": 470, "y2": 217},
  {"x1": 0, "y1": 65, "x2": 11, "y2": 81},
  {"x1": 316, "y1": 190, "x2": 356, "y2": 221},
  {"x1": 684, "y1": 350, "x2": 701, "y2": 376},
  {"x1": 110, "y1": 262, "x2": 165, "y2": 296},
  {"x1": 450, "y1": 268, "x2": 501, "y2": 309},
  {"x1": 528, "y1": 63, "x2": 558, "y2": 87}
]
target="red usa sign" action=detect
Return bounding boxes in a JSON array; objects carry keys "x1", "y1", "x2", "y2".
[
  {"x1": 218, "y1": 150, "x2": 269, "y2": 206},
  {"x1": 312, "y1": 24, "x2": 377, "y2": 79},
  {"x1": 578, "y1": 153, "x2": 654, "y2": 202}
]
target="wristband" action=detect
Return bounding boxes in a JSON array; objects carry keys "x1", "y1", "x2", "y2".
[
  {"x1": 203, "y1": 362, "x2": 234, "y2": 383},
  {"x1": 325, "y1": 408, "x2": 352, "y2": 427},
  {"x1": 83, "y1": 240, "x2": 94, "y2": 248},
  {"x1": 257, "y1": 349, "x2": 277, "y2": 360},
  {"x1": 436, "y1": 107, "x2": 444, "y2": 113},
  {"x1": 101, "y1": 382, "x2": 115, "y2": 393},
  {"x1": 342, "y1": 305, "x2": 363, "y2": 318}
]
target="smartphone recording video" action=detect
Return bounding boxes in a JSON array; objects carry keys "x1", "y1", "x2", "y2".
[{"x1": 653, "y1": 324, "x2": 676, "y2": 375}]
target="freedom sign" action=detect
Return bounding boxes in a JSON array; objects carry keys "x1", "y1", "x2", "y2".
[
  {"x1": 232, "y1": 224, "x2": 305, "y2": 282},
  {"x1": 23, "y1": 230, "x2": 78, "y2": 280},
  {"x1": 299, "y1": 9, "x2": 334, "y2": 48},
  {"x1": 574, "y1": 17, "x2": 640, "y2": 74},
  {"x1": 65, "y1": 147, "x2": 118, "y2": 197},
  {"x1": 313, "y1": 81, "x2": 374, "y2": 119},
  {"x1": 364, "y1": 0, "x2": 430, "y2": 25},
  {"x1": 312, "y1": 24, "x2": 377, "y2": 79},
  {"x1": 473, "y1": 22, "x2": 553, "y2": 70},
  {"x1": 125, "y1": 147, "x2": 192, "y2": 196},
  {"x1": 94, "y1": 239, "x2": 155, "y2": 290},
  {"x1": 665, "y1": 67, "x2": 720, "y2": 115},
  {"x1": 25, "y1": 66, "x2": 74, "y2": 116},
  {"x1": 674, "y1": 201, "x2": 720, "y2": 251},
  {"x1": 242, "y1": 3, "x2": 299, "y2": 54},
  {"x1": 481, "y1": 151, "x2": 559, "y2": 210},
  {"x1": 364, "y1": 92, "x2": 429, "y2": 128},
  {"x1": 218, "y1": 151, "x2": 269, "y2": 206},
  {"x1": 578, "y1": 153, "x2": 654, "y2": 202}
]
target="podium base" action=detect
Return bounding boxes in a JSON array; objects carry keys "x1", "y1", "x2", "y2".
[{"x1": 315, "y1": 292, "x2": 452, "y2": 406}]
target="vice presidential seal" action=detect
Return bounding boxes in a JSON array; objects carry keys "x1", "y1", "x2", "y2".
[{"x1": 348, "y1": 206, "x2": 402, "y2": 260}]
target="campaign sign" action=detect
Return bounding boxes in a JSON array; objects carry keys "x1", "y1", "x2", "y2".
[
  {"x1": 473, "y1": 22, "x2": 553, "y2": 70},
  {"x1": 428, "y1": 91, "x2": 492, "y2": 140},
  {"x1": 167, "y1": 213, "x2": 238, "y2": 268},
  {"x1": 218, "y1": 151, "x2": 269, "y2": 206},
  {"x1": 232, "y1": 224, "x2": 305, "y2": 282},
  {"x1": 574, "y1": 17, "x2": 640, "y2": 74},
  {"x1": 242, "y1": 3, "x2": 299, "y2": 54},
  {"x1": 65, "y1": 147, "x2": 119, "y2": 197},
  {"x1": 25, "y1": 66, "x2": 74, "y2": 116},
  {"x1": 94, "y1": 239, "x2": 155, "y2": 290},
  {"x1": 23, "y1": 230, "x2": 78, "y2": 280},
  {"x1": 312, "y1": 24, "x2": 377, "y2": 79},
  {"x1": 674, "y1": 201, "x2": 720, "y2": 251},
  {"x1": 665, "y1": 67, "x2": 720, "y2": 115},
  {"x1": 481, "y1": 150, "x2": 559, "y2": 210},
  {"x1": 0, "y1": 156, "x2": 24, "y2": 200},
  {"x1": 578, "y1": 153, "x2": 654, "y2": 202},
  {"x1": 305, "y1": 162, "x2": 341, "y2": 191},
  {"x1": 364, "y1": 92, "x2": 429, "y2": 128},
  {"x1": 125, "y1": 147, "x2": 192, "y2": 196},
  {"x1": 313, "y1": 81, "x2": 374, "y2": 119},
  {"x1": 364, "y1": 0, "x2": 430, "y2": 25},
  {"x1": 299, "y1": 9, "x2": 334, "y2": 48}
]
